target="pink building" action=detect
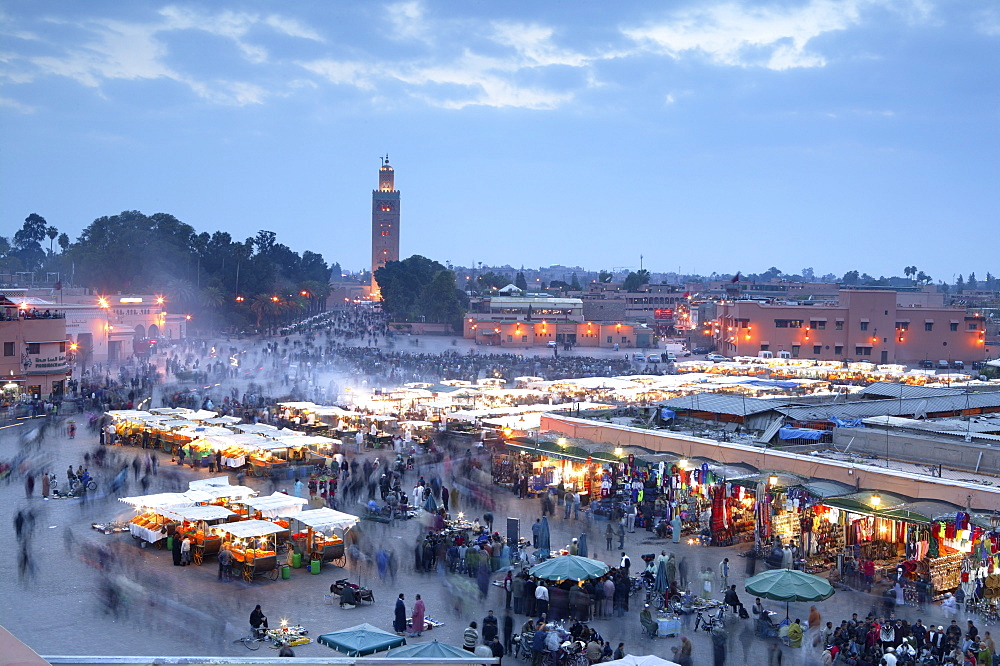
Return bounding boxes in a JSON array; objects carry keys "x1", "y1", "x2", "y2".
[{"x1": 713, "y1": 289, "x2": 986, "y2": 364}]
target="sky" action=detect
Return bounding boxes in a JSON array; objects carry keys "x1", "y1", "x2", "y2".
[{"x1": 1, "y1": 0, "x2": 997, "y2": 281}]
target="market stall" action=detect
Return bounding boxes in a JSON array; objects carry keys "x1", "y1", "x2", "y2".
[
  {"x1": 213, "y1": 519, "x2": 286, "y2": 582},
  {"x1": 290, "y1": 507, "x2": 358, "y2": 568},
  {"x1": 119, "y1": 492, "x2": 197, "y2": 548},
  {"x1": 161, "y1": 505, "x2": 237, "y2": 565}
]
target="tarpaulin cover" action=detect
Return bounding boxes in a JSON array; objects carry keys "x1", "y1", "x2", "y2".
[
  {"x1": 778, "y1": 426, "x2": 824, "y2": 441},
  {"x1": 738, "y1": 379, "x2": 799, "y2": 389},
  {"x1": 660, "y1": 409, "x2": 676, "y2": 420},
  {"x1": 831, "y1": 417, "x2": 865, "y2": 428}
]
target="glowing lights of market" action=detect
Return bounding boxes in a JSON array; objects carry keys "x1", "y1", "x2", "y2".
[
  {"x1": 768, "y1": 474, "x2": 779, "y2": 488},
  {"x1": 97, "y1": 296, "x2": 109, "y2": 309},
  {"x1": 870, "y1": 492, "x2": 881, "y2": 507}
]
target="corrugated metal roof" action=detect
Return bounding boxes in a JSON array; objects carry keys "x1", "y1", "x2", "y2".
[
  {"x1": 859, "y1": 383, "x2": 966, "y2": 400},
  {"x1": 658, "y1": 394, "x2": 795, "y2": 416},
  {"x1": 778, "y1": 392, "x2": 1000, "y2": 421}
]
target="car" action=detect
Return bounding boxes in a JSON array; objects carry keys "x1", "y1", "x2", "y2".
[
  {"x1": 919, "y1": 360, "x2": 935, "y2": 369},
  {"x1": 666, "y1": 353, "x2": 677, "y2": 362},
  {"x1": 706, "y1": 353, "x2": 731, "y2": 362},
  {"x1": 547, "y1": 340, "x2": 557, "y2": 348},
  {"x1": 692, "y1": 347, "x2": 712, "y2": 355},
  {"x1": 972, "y1": 361, "x2": 988, "y2": 370},
  {"x1": 937, "y1": 360, "x2": 950, "y2": 369},
  {"x1": 952, "y1": 360, "x2": 965, "y2": 370},
  {"x1": 632, "y1": 352, "x2": 645, "y2": 363},
  {"x1": 647, "y1": 353, "x2": 662, "y2": 363}
]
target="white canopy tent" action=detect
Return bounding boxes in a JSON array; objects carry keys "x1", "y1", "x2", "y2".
[
  {"x1": 293, "y1": 508, "x2": 359, "y2": 533},
  {"x1": 159, "y1": 505, "x2": 236, "y2": 523},
  {"x1": 242, "y1": 492, "x2": 309, "y2": 518},
  {"x1": 215, "y1": 519, "x2": 288, "y2": 540}
]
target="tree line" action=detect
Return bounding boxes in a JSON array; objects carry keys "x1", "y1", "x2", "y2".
[{"x1": 1, "y1": 212, "x2": 343, "y2": 333}]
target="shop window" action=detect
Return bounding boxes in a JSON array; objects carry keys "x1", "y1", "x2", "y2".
[
  {"x1": 860, "y1": 322, "x2": 869, "y2": 331},
  {"x1": 813, "y1": 345, "x2": 822, "y2": 355},
  {"x1": 774, "y1": 320, "x2": 789, "y2": 328},
  {"x1": 607, "y1": 336, "x2": 613, "y2": 344},
  {"x1": 507, "y1": 335, "x2": 513, "y2": 343},
  {"x1": 834, "y1": 345, "x2": 843, "y2": 355},
  {"x1": 621, "y1": 336, "x2": 628, "y2": 343},
  {"x1": 855, "y1": 346, "x2": 872, "y2": 356},
  {"x1": 925, "y1": 322, "x2": 933, "y2": 331},
  {"x1": 789, "y1": 320, "x2": 803, "y2": 328},
  {"x1": 27, "y1": 343, "x2": 40, "y2": 355},
  {"x1": 3, "y1": 341, "x2": 13, "y2": 356},
  {"x1": 521, "y1": 336, "x2": 528, "y2": 342},
  {"x1": 791, "y1": 345, "x2": 800, "y2": 358},
  {"x1": 949, "y1": 323, "x2": 958, "y2": 332},
  {"x1": 835, "y1": 321, "x2": 844, "y2": 331}
]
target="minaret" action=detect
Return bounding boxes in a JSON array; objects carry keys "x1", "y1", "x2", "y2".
[{"x1": 371, "y1": 154, "x2": 400, "y2": 299}]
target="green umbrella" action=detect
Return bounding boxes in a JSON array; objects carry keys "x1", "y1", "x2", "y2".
[
  {"x1": 528, "y1": 554, "x2": 609, "y2": 581},
  {"x1": 380, "y1": 640, "x2": 470, "y2": 659},
  {"x1": 317, "y1": 623, "x2": 406, "y2": 656},
  {"x1": 744, "y1": 568, "x2": 834, "y2": 618}
]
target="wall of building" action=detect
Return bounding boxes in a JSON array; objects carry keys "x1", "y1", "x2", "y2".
[
  {"x1": 462, "y1": 319, "x2": 640, "y2": 348},
  {"x1": 0, "y1": 315, "x2": 69, "y2": 397},
  {"x1": 831, "y1": 427, "x2": 1000, "y2": 476},
  {"x1": 714, "y1": 289, "x2": 986, "y2": 363}
]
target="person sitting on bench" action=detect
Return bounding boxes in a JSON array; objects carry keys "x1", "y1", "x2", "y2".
[{"x1": 340, "y1": 585, "x2": 358, "y2": 609}]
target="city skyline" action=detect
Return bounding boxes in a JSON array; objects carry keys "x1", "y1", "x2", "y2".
[{"x1": 1, "y1": 1, "x2": 997, "y2": 280}]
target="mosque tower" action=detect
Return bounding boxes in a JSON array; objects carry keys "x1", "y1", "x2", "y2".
[{"x1": 370, "y1": 154, "x2": 400, "y2": 299}]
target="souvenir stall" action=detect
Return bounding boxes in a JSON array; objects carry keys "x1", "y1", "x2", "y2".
[
  {"x1": 162, "y1": 505, "x2": 237, "y2": 565},
  {"x1": 289, "y1": 508, "x2": 358, "y2": 569},
  {"x1": 928, "y1": 512, "x2": 1000, "y2": 603},
  {"x1": 240, "y1": 492, "x2": 309, "y2": 522},
  {"x1": 503, "y1": 440, "x2": 608, "y2": 504},
  {"x1": 213, "y1": 520, "x2": 285, "y2": 582},
  {"x1": 246, "y1": 440, "x2": 297, "y2": 477},
  {"x1": 752, "y1": 474, "x2": 811, "y2": 564},
  {"x1": 119, "y1": 492, "x2": 197, "y2": 548}
]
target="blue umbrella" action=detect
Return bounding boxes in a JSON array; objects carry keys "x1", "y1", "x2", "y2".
[
  {"x1": 578, "y1": 533, "x2": 588, "y2": 558},
  {"x1": 538, "y1": 516, "x2": 550, "y2": 561},
  {"x1": 423, "y1": 492, "x2": 437, "y2": 512}
]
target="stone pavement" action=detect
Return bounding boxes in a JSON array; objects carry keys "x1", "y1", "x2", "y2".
[{"x1": 1, "y1": 421, "x2": 994, "y2": 664}]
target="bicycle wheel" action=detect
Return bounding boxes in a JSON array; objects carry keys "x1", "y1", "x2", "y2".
[
  {"x1": 88, "y1": 481, "x2": 97, "y2": 491},
  {"x1": 234, "y1": 636, "x2": 260, "y2": 651}
]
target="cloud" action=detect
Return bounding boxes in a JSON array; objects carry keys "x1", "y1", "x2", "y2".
[
  {"x1": 0, "y1": 95, "x2": 36, "y2": 113},
  {"x1": 5, "y1": 6, "x2": 324, "y2": 106},
  {"x1": 300, "y1": 8, "x2": 590, "y2": 109},
  {"x1": 622, "y1": 0, "x2": 881, "y2": 70}
]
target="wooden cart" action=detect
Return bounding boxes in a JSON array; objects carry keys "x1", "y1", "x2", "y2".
[
  {"x1": 160, "y1": 504, "x2": 239, "y2": 566},
  {"x1": 291, "y1": 507, "x2": 359, "y2": 571}
]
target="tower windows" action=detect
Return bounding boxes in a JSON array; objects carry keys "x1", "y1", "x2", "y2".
[
  {"x1": 381, "y1": 204, "x2": 391, "y2": 212},
  {"x1": 381, "y1": 230, "x2": 390, "y2": 237}
]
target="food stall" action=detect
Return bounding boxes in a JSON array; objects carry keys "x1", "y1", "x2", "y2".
[
  {"x1": 119, "y1": 492, "x2": 196, "y2": 548},
  {"x1": 161, "y1": 504, "x2": 237, "y2": 565},
  {"x1": 213, "y1": 519, "x2": 286, "y2": 582},
  {"x1": 290, "y1": 508, "x2": 358, "y2": 568}
]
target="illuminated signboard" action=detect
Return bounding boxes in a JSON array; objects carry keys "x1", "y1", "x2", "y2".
[
  {"x1": 653, "y1": 308, "x2": 674, "y2": 320},
  {"x1": 119, "y1": 297, "x2": 143, "y2": 304}
]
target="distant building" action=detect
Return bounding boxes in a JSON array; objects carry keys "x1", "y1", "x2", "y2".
[
  {"x1": 371, "y1": 155, "x2": 400, "y2": 299},
  {"x1": 713, "y1": 289, "x2": 986, "y2": 363},
  {"x1": 0, "y1": 295, "x2": 68, "y2": 398},
  {"x1": 462, "y1": 296, "x2": 653, "y2": 348}
]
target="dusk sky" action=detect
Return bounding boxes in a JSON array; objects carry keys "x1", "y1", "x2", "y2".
[{"x1": 2, "y1": 1, "x2": 997, "y2": 281}]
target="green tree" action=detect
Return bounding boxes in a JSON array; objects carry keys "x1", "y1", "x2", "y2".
[
  {"x1": 549, "y1": 280, "x2": 571, "y2": 292},
  {"x1": 956, "y1": 275, "x2": 965, "y2": 293},
  {"x1": 968, "y1": 272, "x2": 978, "y2": 289},
  {"x1": 598, "y1": 270, "x2": 613, "y2": 283},
  {"x1": 570, "y1": 272, "x2": 581, "y2": 290},
  {"x1": 841, "y1": 270, "x2": 860, "y2": 285},
  {"x1": 623, "y1": 269, "x2": 650, "y2": 292},
  {"x1": 515, "y1": 271, "x2": 528, "y2": 291},
  {"x1": 375, "y1": 255, "x2": 466, "y2": 330},
  {"x1": 13, "y1": 213, "x2": 48, "y2": 271},
  {"x1": 45, "y1": 226, "x2": 58, "y2": 256},
  {"x1": 916, "y1": 270, "x2": 930, "y2": 284},
  {"x1": 476, "y1": 272, "x2": 509, "y2": 291},
  {"x1": 57, "y1": 233, "x2": 70, "y2": 252}
]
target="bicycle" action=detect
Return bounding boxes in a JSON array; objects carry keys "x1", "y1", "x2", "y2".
[
  {"x1": 233, "y1": 627, "x2": 267, "y2": 650},
  {"x1": 70, "y1": 478, "x2": 98, "y2": 492}
]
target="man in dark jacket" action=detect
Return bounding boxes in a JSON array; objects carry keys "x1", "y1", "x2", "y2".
[
  {"x1": 490, "y1": 636, "x2": 505, "y2": 665},
  {"x1": 483, "y1": 610, "x2": 499, "y2": 643},
  {"x1": 393, "y1": 594, "x2": 407, "y2": 635}
]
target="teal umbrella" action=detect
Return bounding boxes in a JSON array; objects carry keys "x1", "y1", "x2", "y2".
[
  {"x1": 529, "y1": 554, "x2": 609, "y2": 581},
  {"x1": 317, "y1": 623, "x2": 406, "y2": 656},
  {"x1": 744, "y1": 568, "x2": 834, "y2": 618},
  {"x1": 380, "y1": 640, "x2": 470, "y2": 659}
]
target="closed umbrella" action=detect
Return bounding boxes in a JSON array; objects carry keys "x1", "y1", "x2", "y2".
[
  {"x1": 538, "y1": 516, "x2": 550, "y2": 561},
  {"x1": 423, "y1": 492, "x2": 437, "y2": 512},
  {"x1": 578, "y1": 533, "x2": 588, "y2": 558},
  {"x1": 529, "y1": 554, "x2": 610, "y2": 581},
  {"x1": 744, "y1": 568, "x2": 834, "y2": 618},
  {"x1": 654, "y1": 560, "x2": 669, "y2": 597}
]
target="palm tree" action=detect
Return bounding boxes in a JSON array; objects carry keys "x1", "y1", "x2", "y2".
[
  {"x1": 46, "y1": 226, "x2": 58, "y2": 256},
  {"x1": 201, "y1": 286, "x2": 225, "y2": 309}
]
